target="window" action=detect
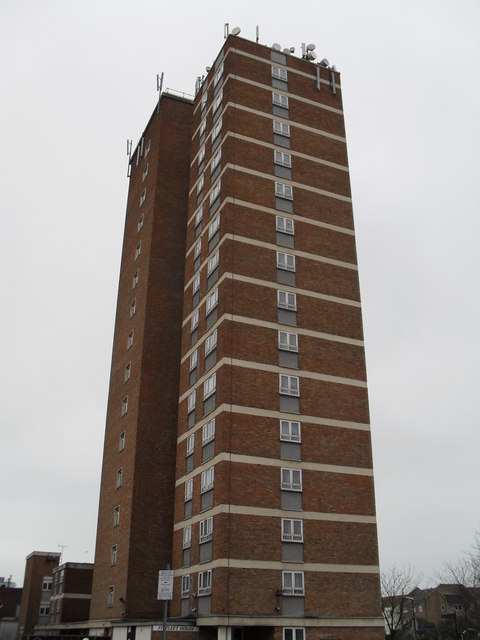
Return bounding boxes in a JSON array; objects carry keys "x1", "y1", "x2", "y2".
[
  {"x1": 278, "y1": 290, "x2": 297, "y2": 311},
  {"x1": 212, "y1": 90, "x2": 223, "y2": 114},
  {"x1": 39, "y1": 605, "x2": 49, "y2": 616},
  {"x1": 279, "y1": 374, "x2": 300, "y2": 396},
  {"x1": 113, "y1": 506, "x2": 120, "y2": 526},
  {"x1": 273, "y1": 92, "x2": 289, "y2": 108},
  {"x1": 212, "y1": 118, "x2": 222, "y2": 142},
  {"x1": 198, "y1": 570, "x2": 212, "y2": 595},
  {"x1": 142, "y1": 163, "x2": 148, "y2": 181},
  {"x1": 206, "y1": 288, "x2": 218, "y2": 315},
  {"x1": 198, "y1": 145, "x2": 205, "y2": 165},
  {"x1": 274, "y1": 150, "x2": 292, "y2": 168},
  {"x1": 282, "y1": 518, "x2": 303, "y2": 542},
  {"x1": 145, "y1": 139, "x2": 151, "y2": 156},
  {"x1": 139, "y1": 188, "x2": 146, "y2": 206},
  {"x1": 183, "y1": 525, "x2": 192, "y2": 549},
  {"x1": 119, "y1": 431, "x2": 126, "y2": 451},
  {"x1": 204, "y1": 373, "x2": 216, "y2": 399},
  {"x1": 208, "y1": 214, "x2": 220, "y2": 239},
  {"x1": 276, "y1": 215, "x2": 294, "y2": 234},
  {"x1": 187, "y1": 389, "x2": 196, "y2": 413},
  {"x1": 137, "y1": 215, "x2": 144, "y2": 232},
  {"x1": 280, "y1": 420, "x2": 301, "y2": 442},
  {"x1": 181, "y1": 575, "x2": 190, "y2": 598},
  {"x1": 209, "y1": 180, "x2": 221, "y2": 205},
  {"x1": 107, "y1": 586, "x2": 115, "y2": 608},
  {"x1": 130, "y1": 299, "x2": 136, "y2": 318},
  {"x1": 205, "y1": 329, "x2": 218, "y2": 355},
  {"x1": 195, "y1": 206, "x2": 203, "y2": 228},
  {"x1": 281, "y1": 468, "x2": 302, "y2": 491},
  {"x1": 122, "y1": 396, "x2": 128, "y2": 416},
  {"x1": 132, "y1": 270, "x2": 139, "y2": 289},
  {"x1": 210, "y1": 148, "x2": 222, "y2": 174},
  {"x1": 207, "y1": 250, "x2": 219, "y2": 275},
  {"x1": 185, "y1": 478, "x2": 193, "y2": 501},
  {"x1": 273, "y1": 120, "x2": 290, "y2": 137},
  {"x1": 282, "y1": 571, "x2": 304, "y2": 595},
  {"x1": 284, "y1": 629, "x2": 305, "y2": 640},
  {"x1": 197, "y1": 174, "x2": 204, "y2": 196},
  {"x1": 127, "y1": 330, "x2": 134, "y2": 350},
  {"x1": 202, "y1": 417, "x2": 215, "y2": 445},
  {"x1": 194, "y1": 239, "x2": 202, "y2": 260},
  {"x1": 191, "y1": 310, "x2": 199, "y2": 332},
  {"x1": 201, "y1": 466, "x2": 214, "y2": 492},
  {"x1": 124, "y1": 362, "x2": 131, "y2": 382},
  {"x1": 116, "y1": 468, "x2": 123, "y2": 488},
  {"x1": 190, "y1": 349, "x2": 198, "y2": 371},
  {"x1": 277, "y1": 252, "x2": 295, "y2": 271},
  {"x1": 135, "y1": 242, "x2": 141, "y2": 260},
  {"x1": 42, "y1": 578, "x2": 52, "y2": 590},
  {"x1": 186, "y1": 433, "x2": 195, "y2": 456},
  {"x1": 199, "y1": 118, "x2": 206, "y2": 138},
  {"x1": 111, "y1": 545, "x2": 117, "y2": 565},
  {"x1": 201, "y1": 91, "x2": 208, "y2": 110},
  {"x1": 193, "y1": 274, "x2": 200, "y2": 294},
  {"x1": 272, "y1": 66, "x2": 288, "y2": 81},
  {"x1": 278, "y1": 331, "x2": 298, "y2": 352},
  {"x1": 213, "y1": 64, "x2": 223, "y2": 88},
  {"x1": 275, "y1": 182, "x2": 293, "y2": 200},
  {"x1": 200, "y1": 516, "x2": 213, "y2": 542}
]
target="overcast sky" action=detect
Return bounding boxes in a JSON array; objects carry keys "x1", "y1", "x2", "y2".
[{"x1": 1, "y1": 0, "x2": 479, "y2": 589}]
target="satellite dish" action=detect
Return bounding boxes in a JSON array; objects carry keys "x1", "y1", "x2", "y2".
[
  {"x1": 319, "y1": 58, "x2": 329, "y2": 67},
  {"x1": 331, "y1": 64, "x2": 337, "y2": 71},
  {"x1": 231, "y1": 27, "x2": 241, "y2": 36},
  {"x1": 290, "y1": 47, "x2": 295, "y2": 53},
  {"x1": 308, "y1": 51, "x2": 317, "y2": 61},
  {"x1": 206, "y1": 66, "x2": 211, "y2": 72},
  {"x1": 283, "y1": 48, "x2": 291, "y2": 55},
  {"x1": 272, "y1": 43, "x2": 281, "y2": 51},
  {"x1": 307, "y1": 43, "x2": 316, "y2": 51}
]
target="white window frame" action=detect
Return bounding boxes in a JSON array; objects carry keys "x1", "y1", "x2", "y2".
[
  {"x1": 198, "y1": 569, "x2": 212, "y2": 595},
  {"x1": 194, "y1": 238, "x2": 202, "y2": 260},
  {"x1": 124, "y1": 362, "x2": 131, "y2": 382},
  {"x1": 210, "y1": 148, "x2": 222, "y2": 174},
  {"x1": 122, "y1": 396, "x2": 128, "y2": 416},
  {"x1": 130, "y1": 299, "x2": 136, "y2": 318},
  {"x1": 139, "y1": 188, "x2": 146, "y2": 207},
  {"x1": 282, "y1": 571, "x2": 305, "y2": 596},
  {"x1": 201, "y1": 91, "x2": 208, "y2": 110},
  {"x1": 213, "y1": 64, "x2": 223, "y2": 88},
  {"x1": 201, "y1": 465, "x2": 214, "y2": 493},
  {"x1": 107, "y1": 586, "x2": 115, "y2": 608},
  {"x1": 191, "y1": 310, "x2": 199, "y2": 332},
  {"x1": 282, "y1": 518, "x2": 303, "y2": 542},
  {"x1": 273, "y1": 120, "x2": 290, "y2": 137},
  {"x1": 274, "y1": 150, "x2": 292, "y2": 168},
  {"x1": 193, "y1": 274, "x2": 200, "y2": 295},
  {"x1": 205, "y1": 329, "x2": 218, "y2": 355},
  {"x1": 183, "y1": 525, "x2": 192, "y2": 549},
  {"x1": 197, "y1": 174, "x2": 204, "y2": 196},
  {"x1": 278, "y1": 290, "x2": 297, "y2": 311},
  {"x1": 39, "y1": 605, "x2": 50, "y2": 616},
  {"x1": 199, "y1": 118, "x2": 206, "y2": 138},
  {"x1": 277, "y1": 251, "x2": 296, "y2": 272},
  {"x1": 278, "y1": 330, "x2": 298, "y2": 352},
  {"x1": 281, "y1": 468, "x2": 302, "y2": 491},
  {"x1": 127, "y1": 330, "x2": 134, "y2": 350},
  {"x1": 212, "y1": 118, "x2": 222, "y2": 142},
  {"x1": 280, "y1": 420, "x2": 301, "y2": 442},
  {"x1": 283, "y1": 628, "x2": 305, "y2": 640},
  {"x1": 195, "y1": 206, "x2": 203, "y2": 228},
  {"x1": 204, "y1": 373, "x2": 216, "y2": 399},
  {"x1": 272, "y1": 66, "x2": 288, "y2": 81},
  {"x1": 279, "y1": 374, "x2": 300, "y2": 396},
  {"x1": 273, "y1": 92, "x2": 289, "y2": 108},
  {"x1": 212, "y1": 90, "x2": 223, "y2": 115},
  {"x1": 190, "y1": 349, "x2": 198, "y2": 371},
  {"x1": 145, "y1": 139, "x2": 151, "y2": 156},
  {"x1": 137, "y1": 214, "x2": 144, "y2": 232},
  {"x1": 275, "y1": 182, "x2": 293, "y2": 200},
  {"x1": 111, "y1": 545, "x2": 117, "y2": 565},
  {"x1": 206, "y1": 288, "x2": 218, "y2": 315},
  {"x1": 113, "y1": 505, "x2": 120, "y2": 526},
  {"x1": 135, "y1": 242, "x2": 141, "y2": 260},
  {"x1": 119, "y1": 431, "x2": 125, "y2": 451},
  {"x1": 186, "y1": 433, "x2": 195, "y2": 457},
  {"x1": 200, "y1": 516, "x2": 213, "y2": 542},
  {"x1": 208, "y1": 213, "x2": 220, "y2": 239},
  {"x1": 42, "y1": 578, "x2": 52, "y2": 591},
  {"x1": 187, "y1": 389, "x2": 196, "y2": 413},
  {"x1": 276, "y1": 215, "x2": 294, "y2": 234},
  {"x1": 142, "y1": 163, "x2": 148, "y2": 181},
  {"x1": 209, "y1": 179, "x2": 221, "y2": 205},
  {"x1": 185, "y1": 478, "x2": 193, "y2": 501},
  {"x1": 181, "y1": 574, "x2": 190, "y2": 598},
  {"x1": 116, "y1": 467, "x2": 123, "y2": 488},
  {"x1": 132, "y1": 270, "x2": 139, "y2": 289},
  {"x1": 198, "y1": 145, "x2": 205, "y2": 165},
  {"x1": 202, "y1": 417, "x2": 215, "y2": 445},
  {"x1": 207, "y1": 250, "x2": 219, "y2": 275}
]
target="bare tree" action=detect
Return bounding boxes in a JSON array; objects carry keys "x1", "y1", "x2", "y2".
[{"x1": 381, "y1": 565, "x2": 420, "y2": 638}]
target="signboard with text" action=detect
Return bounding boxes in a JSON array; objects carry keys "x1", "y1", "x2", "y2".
[{"x1": 157, "y1": 570, "x2": 174, "y2": 600}]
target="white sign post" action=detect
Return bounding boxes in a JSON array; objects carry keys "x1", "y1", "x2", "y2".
[{"x1": 157, "y1": 568, "x2": 174, "y2": 640}]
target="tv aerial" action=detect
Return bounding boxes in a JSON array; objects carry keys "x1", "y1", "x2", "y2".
[{"x1": 231, "y1": 26, "x2": 241, "y2": 36}]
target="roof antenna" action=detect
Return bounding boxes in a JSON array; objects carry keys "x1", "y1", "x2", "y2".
[
  {"x1": 256, "y1": 26, "x2": 259, "y2": 43},
  {"x1": 156, "y1": 72, "x2": 164, "y2": 114},
  {"x1": 126, "y1": 139, "x2": 132, "y2": 177},
  {"x1": 224, "y1": 23, "x2": 229, "y2": 39}
]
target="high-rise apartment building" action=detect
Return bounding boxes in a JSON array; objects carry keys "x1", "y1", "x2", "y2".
[{"x1": 89, "y1": 32, "x2": 384, "y2": 640}]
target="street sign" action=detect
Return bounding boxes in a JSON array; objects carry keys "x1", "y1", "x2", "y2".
[{"x1": 157, "y1": 570, "x2": 174, "y2": 600}]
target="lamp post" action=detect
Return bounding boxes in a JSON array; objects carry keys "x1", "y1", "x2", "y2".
[{"x1": 405, "y1": 596, "x2": 417, "y2": 640}]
